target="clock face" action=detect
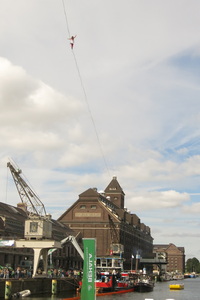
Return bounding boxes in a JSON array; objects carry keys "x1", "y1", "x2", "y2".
[{"x1": 30, "y1": 222, "x2": 38, "y2": 233}]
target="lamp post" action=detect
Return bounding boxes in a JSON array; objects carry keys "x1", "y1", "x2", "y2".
[
  {"x1": 136, "y1": 252, "x2": 140, "y2": 273},
  {"x1": 131, "y1": 255, "x2": 134, "y2": 272}
]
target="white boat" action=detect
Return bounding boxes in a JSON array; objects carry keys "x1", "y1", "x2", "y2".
[{"x1": 12, "y1": 290, "x2": 31, "y2": 298}]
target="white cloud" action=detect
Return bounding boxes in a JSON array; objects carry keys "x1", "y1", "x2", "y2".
[
  {"x1": 0, "y1": 57, "x2": 83, "y2": 128},
  {"x1": 182, "y1": 202, "x2": 200, "y2": 214},
  {"x1": 127, "y1": 190, "x2": 189, "y2": 212}
]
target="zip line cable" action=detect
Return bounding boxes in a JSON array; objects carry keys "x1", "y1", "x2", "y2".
[
  {"x1": 62, "y1": 0, "x2": 71, "y2": 37},
  {"x1": 62, "y1": 0, "x2": 110, "y2": 177},
  {"x1": 72, "y1": 51, "x2": 110, "y2": 176}
]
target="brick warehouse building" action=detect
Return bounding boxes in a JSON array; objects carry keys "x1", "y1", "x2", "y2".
[
  {"x1": 58, "y1": 176, "x2": 153, "y2": 270},
  {"x1": 153, "y1": 243, "x2": 185, "y2": 274}
]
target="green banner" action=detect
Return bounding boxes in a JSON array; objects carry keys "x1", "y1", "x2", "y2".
[{"x1": 81, "y1": 238, "x2": 96, "y2": 300}]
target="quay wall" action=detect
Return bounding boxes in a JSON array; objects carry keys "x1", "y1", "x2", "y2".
[{"x1": 0, "y1": 278, "x2": 79, "y2": 298}]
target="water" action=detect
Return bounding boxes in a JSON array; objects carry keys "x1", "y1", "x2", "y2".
[{"x1": 27, "y1": 277, "x2": 200, "y2": 300}]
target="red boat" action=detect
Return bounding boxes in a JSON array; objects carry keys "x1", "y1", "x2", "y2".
[
  {"x1": 79, "y1": 273, "x2": 134, "y2": 293},
  {"x1": 79, "y1": 273, "x2": 114, "y2": 292},
  {"x1": 63, "y1": 287, "x2": 135, "y2": 300}
]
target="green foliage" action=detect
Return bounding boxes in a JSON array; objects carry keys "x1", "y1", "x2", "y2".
[{"x1": 186, "y1": 257, "x2": 200, "y2": 273}]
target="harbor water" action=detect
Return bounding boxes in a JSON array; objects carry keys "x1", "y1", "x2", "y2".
[{"x1": 27, "y1": 277, "x2": 200, "y2": 300}]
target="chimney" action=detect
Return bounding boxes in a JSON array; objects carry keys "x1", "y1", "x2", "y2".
[{"x1": 17, "y1": 202, "x2": 27, "y2": 212}]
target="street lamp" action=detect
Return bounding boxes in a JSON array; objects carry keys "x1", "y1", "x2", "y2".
[{"x1": 131, "y1": 255, "x2": 134, "y2": 272}]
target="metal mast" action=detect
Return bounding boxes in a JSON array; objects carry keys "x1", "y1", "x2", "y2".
[{"x1": 108, "y1": 215, "x2": 120, "y2": 244}]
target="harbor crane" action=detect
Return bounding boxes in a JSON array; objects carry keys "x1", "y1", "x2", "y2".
[
  {"x1": 108, "y1": 215, "x2": 124, "y2": 270},
  {"x1": 7, "y1": 161, "x2": 47, "y2": 217},
  {"x1": 108, "y1": 215, "x2": 120, "y2": 244},
  {"x1": 7, "y1": 161, "x2": 61, "y2": 276},
  {"x1": 7, "y1": 161, "x2": 52, "y2": 240},
  {"x1": 108, "y1": 215, "x2": 124, "y2": 255},
  {"x1": 7, "y1": 161, "x2": 83, "y2": 276}
]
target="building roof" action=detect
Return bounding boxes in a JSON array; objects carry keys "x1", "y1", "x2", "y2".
[
  {"x1": 0, "y1": 201, "x2": 75, "y2": 241},
  {"x1": 104, "y1": 176, "x2": 125, "y2": 195},
  {"x1": 79, "y1": 188, "x2": 99, "y2": 198},
  {"x1": 58, "y1": 186, "x2": 151, "y2": 236},
  {"x1": 154, "y1": 243, "x2": 185, "y2": 254}
]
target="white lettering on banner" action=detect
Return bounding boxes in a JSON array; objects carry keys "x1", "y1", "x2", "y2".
[{"x1": 88, "y1": 253, "x2": 93, "y2": 283}]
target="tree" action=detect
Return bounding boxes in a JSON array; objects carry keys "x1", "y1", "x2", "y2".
[{"x1": 186, "y1": 257, "x2": 200, "y2": 273}]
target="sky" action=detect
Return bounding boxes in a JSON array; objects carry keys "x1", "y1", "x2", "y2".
[{"x1": 1, "y1": 0, "x2": 200, "y2": 261}]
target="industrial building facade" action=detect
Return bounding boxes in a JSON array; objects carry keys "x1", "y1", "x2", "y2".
[
  {"x1": 58, "y1": 176, "x2": 153, "y2": 270},
  {"x1": 153, "y1": 243, "x2": 185, "y2": 274}
]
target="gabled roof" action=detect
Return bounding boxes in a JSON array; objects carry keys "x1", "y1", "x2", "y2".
[
  {"x1": 154, "y1": 243, "x2": 185, "y2": 254},
  {"x1": 104, "y1": 176, "x2": 125, "y2": 195},
  {"x1": 79, "y1": 188, "x2": 99, "y2": 197},
  {"x1": 57, "y1": 188, "x2": 100, "y2": 221},
  {"x1": 57, "y1": 199, "x2": 80, "y2": 221},
  {"x1": 166, "y1": 243, "x2": 185, "y2": 253},
  {"x1": 58, "y1": 182, "x2": 152, "y2": 237}
]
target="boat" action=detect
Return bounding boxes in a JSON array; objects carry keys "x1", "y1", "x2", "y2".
[
  {"x1": 172, "y1": 273, "x2": 184, "y2": 280},
  {"x1": 134, "y1": 276, "x2": 154, "y2": 293},
  {"x1": 70, "y1": 239, "x2": 135, "y2": 300},
  {"x1": 116, "y1": 272, "x2": 132, "y2": 288},
  {"x1": 169, "y1": 283, "x2": 184, "y2": 290},
  {"x1": 63, "y1": 288, "x2": 135, "y2": 300},
  {"x1": 160, "y1": 272, "x2": 173, "y2": 281},
  {"x1": 80, "y1": 272, "x2": 134, "y2": 292},
  {"x1": 11, "y1": 290, "x2": 31, "y2": 298},
  {"x1": 184, "y1": 272, "x2": 196, "y2": 278},
  {"x1": 79, "y1": 274, "x2": 113, "y2": 292}
]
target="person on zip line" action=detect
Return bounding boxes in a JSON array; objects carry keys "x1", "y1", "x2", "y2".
[{"x1": 68, "y1": 35, "x2": 76, "y2": 49}]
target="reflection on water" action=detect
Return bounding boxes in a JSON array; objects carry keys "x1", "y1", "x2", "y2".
[
  {"x1": 25, "y1": 290, "x2": 76, "y2": 300},
  {"x1": 27, "y1": 277, "x2": 200, "y2": 300}
]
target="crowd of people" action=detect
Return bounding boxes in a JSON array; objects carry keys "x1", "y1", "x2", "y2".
[
  {"x1": 0, "y1": 266, "x2": 81, "y2": 279},
  {"x1": 0, "y1": 267, "x2": 32, "y2": 279},
  {"x1": 46, "y1": 268, "x2": 81, "y2": 278}
]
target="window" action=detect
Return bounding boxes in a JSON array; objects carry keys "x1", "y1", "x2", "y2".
[
  {"x1": 30, "y1": 222, "x2": 38, "y2": 233},
  {"x1": 80, "y1": 205, "x2": 86, "y2": 209},
  {"x1": 91, "y1": 205, "x2": 97, "y2": 209}
]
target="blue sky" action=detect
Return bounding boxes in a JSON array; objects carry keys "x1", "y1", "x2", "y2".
[{"x1": 1, "y1": 0, "x2": 200, "y2": 261}]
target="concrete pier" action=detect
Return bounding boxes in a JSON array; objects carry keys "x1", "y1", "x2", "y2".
[{"x1": 0, "y1": 278, "x2": 78, "y2": 298}]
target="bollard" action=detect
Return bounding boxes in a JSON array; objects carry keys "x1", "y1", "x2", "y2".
[
  {"x1": 52, "y1": 279, "x2": 57, "y2": 295},
  {"x1": 5, "y1": 280, "x2": 12, "y2": 300}
]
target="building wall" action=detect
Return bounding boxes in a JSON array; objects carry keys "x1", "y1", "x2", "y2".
[
  {"x1": 153, "y1": 243, "x2": 185, "y2": 273},
  {"x1": 58, "y1": 183, "x2": 153, "y2": 271}
]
